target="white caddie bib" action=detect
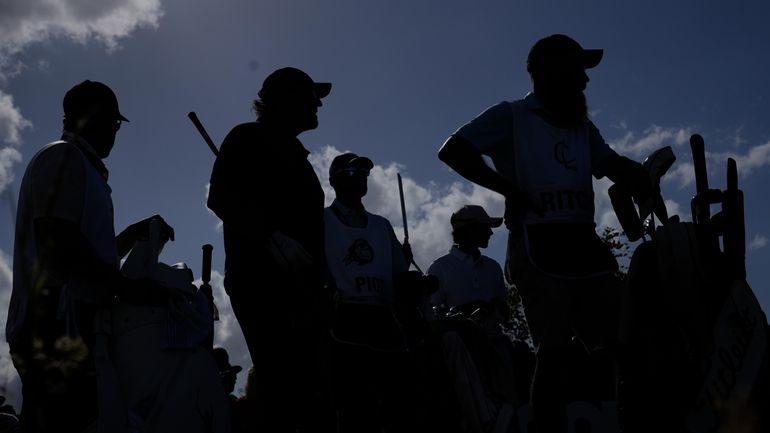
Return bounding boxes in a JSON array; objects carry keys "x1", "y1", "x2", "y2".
[
  {"x1": 509, "y1": 100, "x2": 596, "y2": 225},
  {"x1": 324, "y1": 208, "x2": 394, "y2": 306}
]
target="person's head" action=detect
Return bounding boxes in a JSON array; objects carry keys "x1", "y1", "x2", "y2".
[
  {"x1": 212, "y1": 347, "x2": 242, "y2": 395},
  {"x1": 450, "y1": 205, "x2": 503, "y2": 250},
  {"x1": 62, "y1": 80, "x2": 128, "y2": 158},
  {"x1": 328, "y1": 153, "x2": 374, "y2": 205},
  {"x1": 252, "y1": 67, "x2": 331, "y2": 135},
  {"x1": 526, "y1": 34, "x2": 603, "y2": 126}
]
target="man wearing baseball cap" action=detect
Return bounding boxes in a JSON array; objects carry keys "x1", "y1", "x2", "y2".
[
  {"x1": 6, "y1": 80, "x2": 175, "y2": 432},
  {"x1": 437, "y1": 35, "x2": 653, "y2": 432},
  {"x1": 427, "y1": 205, "x2": 508, "y2": 318},
  {"x1": 323, "y1": 152, "x2": 414, "y2": 432},
  {"x1": 207, "y1": 67, "x2": 334, "y2": 432}
]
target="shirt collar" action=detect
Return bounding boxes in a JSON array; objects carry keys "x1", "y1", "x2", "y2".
[
  {"x1": 523, "y1": 91, "x2": 589, "y2": 126},
  {"x1": 331, "y1": 199, "x2": 367, "y2": 228},
  {"x1": 449, "y1": 245, "x2": 481, "y2": 263},
  {"x1": 61, "y1": 131, "x2": 109, "y2": 180}
]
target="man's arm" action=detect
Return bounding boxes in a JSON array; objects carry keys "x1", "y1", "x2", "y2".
[
  {"x1": 439, "y1": 135, "x2": 543, "y2": 216},
  {"x1": 438, "y1": 135, "x2": 515, "y2": 198},
  {"x1": 35, "y1": 218, "x2": 168, "y2": 305},
  {"x1": 598, "y1": 153, "x2": 653, "y2": 203}
]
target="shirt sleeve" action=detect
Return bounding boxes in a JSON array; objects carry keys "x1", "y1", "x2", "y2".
[
  {"x1": 492, "y1": 260, "x2": 508, "y2": 302},
  {"x1": 427, "y1": 260, "x2": 446, "y2": 307},
  {"x1": 29, "y1": 143, "x2": 85, "y2": 224},
  {"x1": 453, "y1": 101, "x2": 514, "y2": 157},
  {"x1": 588, "y1": 121, "x2": 619, "y2": 179}
]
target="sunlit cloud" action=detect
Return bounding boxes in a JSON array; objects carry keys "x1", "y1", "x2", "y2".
[
  {"x1": 0, "y1": 0, "x2": 164, "y2": 190},
  {"x1": 749, "y1": 233, "x2": 768, "y2": 251}
]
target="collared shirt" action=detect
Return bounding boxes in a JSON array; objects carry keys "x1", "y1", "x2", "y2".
[
  {"x1": 427, "y1": 246, "x2": 507, "y2": 309},
  {"x1": 7, "y1": 132, "x2": 118, "y2": 343},
  {"x1": 453, "y1": 93, "x2": 618, "y2": 227},
  {"x1": 330, "y1": 199, "x2": 368, "y2": 229},
  {"x1": 207, "y1": 121, "x2": 325, "y2": 281}
]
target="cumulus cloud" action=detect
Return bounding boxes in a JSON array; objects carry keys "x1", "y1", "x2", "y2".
[
  {"x1": 0, "y1": 0, "x2": 164, "y2": 195},
  {"x1": 0, "y1": 0, "x2": 163, "y2": 76},
  {"x1": 0, "y1": 91, "x2": 32, "y2": 147},
  {"x1": 749, "y1": 233, "x2": 768, "y2": 251},
  {"x1": 0, "y1": 248, "x2": 21, "y2": 410},
  {"x1": 196, "y1": 271, "x2": 250, "y2": 390},
  {"x1": 0, "y1": 146, "x2": 22, "y2": 195},
  {"x1": 711, "y1": 140, "x2": 770, "y2": 178},
  {"x1": 608, "y1": 125, "x2": 692, "y2": 158}
]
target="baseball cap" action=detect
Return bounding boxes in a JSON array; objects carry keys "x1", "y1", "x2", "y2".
[
  {"x1": 258, "y1": 67, "x2": 332, "y2": 103},
  {"x1": 329, "y1": 152, "x2": 374, "y2": 178},
  {"x1": 212, "y1": 347, "x2": 243, "y2": 374},
  {"x1": 527, "y1": 34, "x2": 603, "y2": 73},
  {"x1": 450, "y1": 205, "x2": 503, "y2": 230},
  {"x1": 63, "y1": 80, "x2": 129, "y2": 122}
]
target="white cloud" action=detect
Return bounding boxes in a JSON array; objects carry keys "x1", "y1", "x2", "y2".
[
  {"x1": 0, "y1": 91, "x2": 32, "y2": 146},
  {"x1": 608, "y1": 125, "x2": 692, "y2": 158},
  {"x1": 749, "y1": 233, "x2": 768, "y2": 251},
  {"x1": 0, "y1": 0, "x2": 164, "y2": 198},
  {"x1": 0, "y1": 248, "x2": 21, "y2": 411},
  {"x1": 197, "y1": 271, "x2": 251, "y2": 385},
  {"x1": 711, "y1": 140, "x2": 770, "y2": 178},
  {"x1": 0, "y1": 0, "x2": 163, "y2": 79},
  {"x1": 0, "y1": 146, "x2": 22, "y2": 195}
]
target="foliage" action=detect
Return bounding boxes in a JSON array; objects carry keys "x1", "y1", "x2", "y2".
[
  {"x1": 502, "y1": 284, "x2": 533, "y2": 348},
  {"x1": 598, "y1": 225, "x2": 630, "y2": 281}
]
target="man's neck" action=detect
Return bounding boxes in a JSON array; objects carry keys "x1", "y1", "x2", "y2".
[
  {"x1": 456, "y1": 244, "x2": 481, "y2": 260},
  {"x1": 335, "y1": 196, "x2": 364, "y2": 210}
]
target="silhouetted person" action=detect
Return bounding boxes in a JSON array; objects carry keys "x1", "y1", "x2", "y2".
[
  {"x1": 212, "y1": 346, "x2": 243, "y2": 400},
  {"x1": 323, "y1": 153, "x2": 412, "y2": 433},
  {"x1": 427, "y1": 205, "x2": 509, "y2": 321},
  {"x1": 438, "y1": 35, "x2": 652, "y2": 433},
  {"x1": 5, "y1": 80, "x2": 174, "y2": 433},
  {"x1": 207, "y1": 67, "x2": 333, "y2": 432}
]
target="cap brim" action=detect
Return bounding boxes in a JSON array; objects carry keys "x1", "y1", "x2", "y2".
[
  {"x1": 314, "y1": 82, "x2": 332, "y2": 99},
  {"x1": 349, "y1": 156, "x2": 374, "y2": 170},
  {"x1": 583, "y1": 49, "x2": 603, "y2": 69}
]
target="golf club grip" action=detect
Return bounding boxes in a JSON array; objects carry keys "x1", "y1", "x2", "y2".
[
  {"x1": 188, "y1": 112, "x2": 219, "y2": 156},
  {"x1": 690, "y1": 134, "x2": 708, "y2": 194},
  {"x1": 202, "y1": 244, "x2": 213, "y2": 284},
  {"x1": 397, "y1": 173, "x2": 409, "y2": 242}
]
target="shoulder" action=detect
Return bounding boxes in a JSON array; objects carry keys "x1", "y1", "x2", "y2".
[
  {"x1": 219, "y1": 122, "x2": 263, "y2": 151},
  {"x1": 480, "y1": 254, "x2": 503, "y2": 270},
  {"x1": 427, "y1": 253, "x2": 453, "y2": 271},
  {"x1": 30, "y1": 140, "x2": 84, "y2": 176},
  {"x1": 476, "y1": 101, "x2": 515, "y2": 121}
]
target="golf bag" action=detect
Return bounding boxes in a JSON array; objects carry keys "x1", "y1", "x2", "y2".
[{"x1": 615, "y1": 136, "x2": 770, "y2": 433}]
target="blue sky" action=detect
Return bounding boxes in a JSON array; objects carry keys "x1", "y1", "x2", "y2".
[{"x1": 1, "y1": 0, "x2": 770, "y2": 406}]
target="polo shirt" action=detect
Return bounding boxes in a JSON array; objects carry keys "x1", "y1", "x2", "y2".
[
  {"x1": 427, "y1": 246, "x2": 507, "y2": 309},
  {"x1": 7, "y1": 132, "x2": 118, "y2": 343},
  {"x1": 207, "y1": 121, "x2": 325, "y2": 282}
]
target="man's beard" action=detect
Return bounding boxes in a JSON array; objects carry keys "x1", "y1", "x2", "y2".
[{"x1": 550, "y1": 91, "x2": 588, "y2": 128}]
